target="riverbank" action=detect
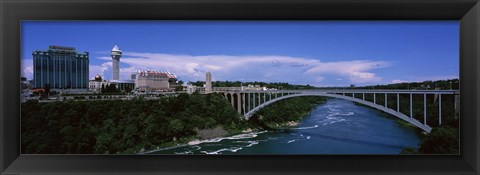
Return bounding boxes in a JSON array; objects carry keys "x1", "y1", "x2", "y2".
[
  {"x1": 139, "y1": 128, "x2": 263, "y2": 154},
  {"x1": 140, "y1": 97, "x2": 327, "y2": 154},
  {"x1": 268, "y1": 115, "x2": 303, "y2": 129}
]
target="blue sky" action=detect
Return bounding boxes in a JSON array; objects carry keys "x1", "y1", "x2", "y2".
[{"x1": 21, "y1": 21, "x2": 459, "y2": 87}]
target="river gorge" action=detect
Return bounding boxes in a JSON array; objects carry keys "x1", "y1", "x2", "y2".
[{"x1": 149, "y1": 98, "x2": 421, "y2": 154}]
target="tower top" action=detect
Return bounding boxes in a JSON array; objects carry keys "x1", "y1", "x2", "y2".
[{"x1": 112, "y1": 45, "x2": 122, "y2": 52}]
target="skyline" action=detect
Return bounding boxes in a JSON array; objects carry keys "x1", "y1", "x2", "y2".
[{"x1": 21, "y1": 21, "x2": 459, "y2": 87}]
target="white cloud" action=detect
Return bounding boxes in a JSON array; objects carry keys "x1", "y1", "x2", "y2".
[
  {"x1": 101, "y1": 62, "x2": 112, "y2": 73},
  {"x1": 349, "y1": 72, "x2": 381, "y2": 83},
  {"x1": 89, "y1": 61, "x2": 113, "y2": 80},
  {"x1": 391, "y1": 79, "x2": 408, "y2": 84},
  {"x1": 90, "y1": 61, "x2": 136, "y2": 80},
  {"x1": 89, "y1": 65, "x2": 104, "y2": 80},
  {"x1": 304, "y1": 60, "x2": 389, "y2": 83},
  {"x1": 120, "y1": 66, "x2": 137, "y2": 80},
  {"x1": 22, "y1": 66, "x2": 34, "y2": 79},
  {"x1": 315, "y1": 77, "x2": 325, "y2": 82},
  {"x1": 21, "y1": 59, "x2": 33, "y2": 79},
  {"x1": 96, "y1": 52, "x2": 391, "y2": 85}
]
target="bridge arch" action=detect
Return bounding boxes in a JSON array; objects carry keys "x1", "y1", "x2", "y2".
[
  {"x1": 225, "y1": 93, "x2": 232, "y2": 103},
  {"x1": 244, "y1": 93, "x2": 432, "y2": 133}
]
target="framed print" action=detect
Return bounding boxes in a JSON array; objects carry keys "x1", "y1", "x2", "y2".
[{"x1": 1, "y1": 0, "x2": 479, "y2": 174}]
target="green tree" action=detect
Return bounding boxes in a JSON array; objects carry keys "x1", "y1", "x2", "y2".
[
  {"x1": 418, "y1": 127, "x2": 459, "y2": 154},
  {"x1": 169, "y1": 119, "x2": 185, "y2": 136}
]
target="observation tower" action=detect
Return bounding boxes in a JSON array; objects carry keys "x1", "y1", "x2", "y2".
[{"x1": 111, "y1": 45, "x2": 122, "y2": 80}]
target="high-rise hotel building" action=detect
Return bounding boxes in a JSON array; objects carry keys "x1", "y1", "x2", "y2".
[{"x1": 32, "y1": 46, "x2": 89, "y2": 91}]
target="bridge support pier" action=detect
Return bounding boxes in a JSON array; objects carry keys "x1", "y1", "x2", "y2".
[
  {"x1": 439, "y1": 94, "x2": 442, "y2": 125},
  {"x1": 385, "y1": 93, "x2": 387, "y2": 107},
  {"x1": 253, "y1": 93, "x2": 256, "y2": 109},
  {"x1": 258, "y1": 93, "x2": 260, "y2": 106},
  {"x1": 264, "y1": 93, "x2": 266, "y2": 104},
  {"x1": 410, "y1": 94, "x2": 413, "y2": 118},
  {"x1": 397, "y1": 93, "x2": 400, "y2": 112},
  {"x1": 248, "y1": 93, "x2": 251, "y2": 112},
  {"x1": 237, "y1": 93, "x2": 241, "y2": 114},
  {"x1": 242, "y1": 93, "x2": 246, "y2": 115},
  {"x1": 454, "y1": 94, "x2": 460, "y2": 116},
  {"x1": 424, "y1": 93, "x2": 427, "y2": 125}
]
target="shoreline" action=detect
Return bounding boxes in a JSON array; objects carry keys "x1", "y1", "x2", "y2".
[
  {"x1": 140, "y1": 98, "x2": 327, "y2": 154},
  {"x1": 138, "y1": 128, "x2": 265, "y2": 154}
]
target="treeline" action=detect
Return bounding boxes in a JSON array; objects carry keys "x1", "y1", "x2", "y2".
[
  {"x1": 255, "y1": 96, "x2": 327, "y2": 127},
  {"x1": 21, "y1": 93, "x2": 251, "y2": 154},
  {"x1": 189, "y1": 81, "x2": 317, "y2": 90},
  {"x1": 360, "y1": 79, "x2": 459, "y2": 90},
  {"x1": 188, "y1": 79, "x2": 459, "y2": 90}
]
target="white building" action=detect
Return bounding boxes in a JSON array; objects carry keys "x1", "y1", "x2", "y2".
[
  {"x1": 88, "y1": 75, "x2": 134, "y2": 93},
  {"x1": 134, "y1": 70, "x2": 177, "y2": 92}
]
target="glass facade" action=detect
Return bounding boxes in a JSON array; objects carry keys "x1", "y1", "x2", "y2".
[{"x1": 33, "y1": 46, "x2": 89, "y2": 90}]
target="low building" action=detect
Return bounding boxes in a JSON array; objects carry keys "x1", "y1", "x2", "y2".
[
  {"x1": 88, "y1": 75, "x2": 134, "y2": 93},
  {"x1": 21, "y1": 77, "x2": 32, "y2": 89},
  {"x1": 133, "y1": 70, "x2": 177, "y2": 92},
  {"x1": 88, "y1": 75, "x2": 106, "y2": 93},
  {"x1": 186, "y1": 84, "x2": 205, "y2": 94},
  {"x1": 110, "y1": 79, "x2": 135, "y2": 92}
]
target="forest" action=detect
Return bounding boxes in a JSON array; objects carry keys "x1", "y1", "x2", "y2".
[
  {"x1": 188, "y1": 78, "x2": 459, "y2": 90},
  {"x1": 189, "y1": 80, "x2": 317, "y2": 90},
  {"x1": 21, "y1": 93, "x2": 252, "y2": 154}
]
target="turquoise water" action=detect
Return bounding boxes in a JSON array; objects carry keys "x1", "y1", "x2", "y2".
[{"x1": 149, "y1": 98, "x2": 421, "y2": 154}]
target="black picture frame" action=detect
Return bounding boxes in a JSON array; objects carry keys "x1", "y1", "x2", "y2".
[{"x1": 1, "y1": 0, "x2": 479, "y2": 174}]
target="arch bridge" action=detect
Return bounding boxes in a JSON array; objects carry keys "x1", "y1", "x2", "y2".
[{"x1": 216, "y1": 89, "x2": 459, "y2": 133}]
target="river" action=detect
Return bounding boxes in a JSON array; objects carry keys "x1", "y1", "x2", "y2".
[{"x1": 149, "y1": 98, "x2": 421, "y2": 154}]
